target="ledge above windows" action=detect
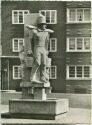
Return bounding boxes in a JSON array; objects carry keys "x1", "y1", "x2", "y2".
[
  {"x1": 66, "y1": 8, "x2": 91, "y2": 24},
  {"x1": 12, "y1": 10, "x2": 29, "y2": 24}
]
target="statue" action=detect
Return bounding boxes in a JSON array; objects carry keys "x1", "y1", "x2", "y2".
[
  {"x1": 26, "y1": 14, "x2": 54, "y2": 83},
  {"x1": 9, "y1": 14, "x2": 69, "y2": 119}
]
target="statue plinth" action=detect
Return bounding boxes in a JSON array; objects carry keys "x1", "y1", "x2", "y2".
[
  {"x1": 20, "y1": 82, "x2": 51, "y2": 100},
  {"x1": 9, "y1": 98, "x2": 69, "y2": 120},
  {"x1": 8, "y1": 81, "x2": 69, "y2": 120}
]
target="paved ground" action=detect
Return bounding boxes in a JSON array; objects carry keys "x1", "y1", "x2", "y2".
[{"x1": 1, "y1": 105, "x2": 91, "y2": 124}]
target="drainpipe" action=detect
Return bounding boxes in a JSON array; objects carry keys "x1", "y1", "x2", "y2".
[
  {"x1": 7, "y1": 59, "x2": 9, "y2": 90},
  {"x1": 0, "y1": 0, "x2": 1, "y2": 89}
]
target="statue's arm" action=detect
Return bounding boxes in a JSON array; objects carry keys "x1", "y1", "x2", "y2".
[
  {"x1": 45, "y1": 29, "x2": 54, "y2": 33},
  {"x1": 45, "y1": 29, "x2": 54, "y2": 52},
  {"x1": 25, "y1": 25, "x2": 36, "y2": 56},
  {"x1": 26, "y1": 24, "x2": 36, "y2": 30},
  {"x1": 31, "y1": 33, "x2": 35, "y2": 54},
  {"x1": 45, "y1": 33, "x2": 50, "y2": 54}
]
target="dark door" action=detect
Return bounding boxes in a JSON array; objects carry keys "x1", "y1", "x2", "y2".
[{"x1": 1, "y1": 59, "x2": 9, "y2": 90}]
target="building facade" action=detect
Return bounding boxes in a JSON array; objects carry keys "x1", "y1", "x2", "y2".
[
  {"x1": 1, "y1": 1, "x2": 92, "y2": 93},
  {"x1": 66, "y1": 2, "x2": 92, "y2": 93}
]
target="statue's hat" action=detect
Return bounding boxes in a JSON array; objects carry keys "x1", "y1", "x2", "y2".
[{"x1": 37, "y1": 14, "x2": 46, "y2": 24}]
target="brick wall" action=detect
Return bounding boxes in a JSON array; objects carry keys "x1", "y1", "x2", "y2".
[{"x1": 66, "y1": 1, "x2": 91, "y2": 94}]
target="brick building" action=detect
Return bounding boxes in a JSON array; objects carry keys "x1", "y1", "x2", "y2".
[{"x1": 1, "y1": 1, "x2": 92, "y2": 93}]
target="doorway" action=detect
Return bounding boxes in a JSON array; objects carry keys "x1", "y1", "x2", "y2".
[{"x1": 1, "y1": 59, "x2": 9, "y2": 90}]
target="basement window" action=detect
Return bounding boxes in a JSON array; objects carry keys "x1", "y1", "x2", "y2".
[{"x1": 74, "y1": 88, "x2": 87, "y2": 94}]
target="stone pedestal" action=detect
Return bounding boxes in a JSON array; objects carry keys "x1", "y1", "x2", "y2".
[
  {"x1": 9, "y1": 98, "x2": 69, "y2": 120},
  {"x1": 8, "y1": 81, "x2": 69, "y2": 120},
  {"x1": 20, "y1": 82, "x2": 51, "y2": 100}
]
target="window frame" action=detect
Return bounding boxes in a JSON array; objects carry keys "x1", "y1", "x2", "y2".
[
  {"x1": 12, "y1": 38, "x2": 24, "y2": 52},
  {"x1": 50, "y1": 66, "x2": 57, "y2": 79},
  {"x1": 49, "y1": 38, "x2": 57, "y2": 52},
  {"x1": 12, "y1": 10, "x2": 29, "y2": 24},
  {"x1": 66, "y1": 37, "x2": 91, "y2": 52},
  {"x1": 13, "y1": 66, "x2": 21, "y2": 79},
  {"x1": 67, "y1": 8, "x2": 91, "y2": 23},
  {"x1": 66, "y1": 65, "x2": 91, "y2": 80},
  {"x1": 39, "y1": 10, "x2": 57, "y2": 24}
]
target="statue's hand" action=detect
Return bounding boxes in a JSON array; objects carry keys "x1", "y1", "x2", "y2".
[
  {"x1": 27, "y1": 50, "x2": 33, "y2": 57},
  {"x1": 46, "y1": 51, "x2": 49, "y2": 55}
]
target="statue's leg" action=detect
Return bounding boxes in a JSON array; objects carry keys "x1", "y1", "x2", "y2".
[
  {"x1": 40, "y1": 50, "x2": 47, "y2": 83},
  {"x1": 30, "y1": 47, "x2": 41, "y2": 82},
  {"x1": 20, "y1": 60, "x2": 26, "y2": 82},
  {"x1": 30, "y1": 61, "x2": 39, "y2": 81},
  {"x1": 46, "y1": 67, "x2": 50, "y2": 82}
]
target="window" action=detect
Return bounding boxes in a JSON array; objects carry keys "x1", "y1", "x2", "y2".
[
  {"x1": 67, "y1": 65, "x2": 91, "y2": 79},
  {"x1": 67, "y1": 8, "x2": 91, "y2": 23},
  {"x1": 69, "y1": 9, "x2": 76, "y2": 22},
  {"x1": 74, "y1": 88, "x2": 87, "y2": 94},
  {"x1": 77, "y1": 9, "x2": 83, "y2": 21},
  {"x1": 69, "y1": 66, "x2": 75, "y2": 77},
  {"x1": 77, "y1": 38, "x2": 83, "y2": 50},
  {"x1": 84, "y1": 66, "x2": 90, "y2": 77},
  {"x1": 69, "y1": 38, "x2": 75, "y2": 50},
  {"x1": 67, "y1": 37, "x2": 91, "y2": 52},
  {"x1": 84, "y1": 38, "x2": 90, "y2": 50},
  {"x1": 13, "y1": 66, "x2": 21, "y2": 79},
  {"x1": 50, "y1": 66, "x2": 57, "y2": 79},
  {"x1": 12, "y1": 38, "x2": 24, "y2": 52},
  {"x1": 50, "y1": 38, "x2": 57, "y2": 52},
  {"x1": 12, "y1": 10, "x2": 29, "y2": 24},
  {"x1": 39, "y1": 10, "x2": 57, "y2": 24},
  {"x1": 76, "y1": 66, "x2": 82, "y2": 77}
]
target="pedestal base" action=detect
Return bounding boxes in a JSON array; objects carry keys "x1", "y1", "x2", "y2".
[
  {"x1": 9, "y1": 98, "x2": 69, "y2": 120},
  {"x1": 21, "y1": 82, "x2": 51, "y2": 100}
]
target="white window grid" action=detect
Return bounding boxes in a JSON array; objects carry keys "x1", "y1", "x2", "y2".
[
  {"x1": 49, "y1": 38, "x2": 57, "y2": 52},
  {"x1": 50, "y1": 66, "x2": 57, "y2": 79},
  {"x1": 67, "y1": 8, "x2": 91, "y2": 23},
  {"x1": 39, "y1": 10, "x2": 57, "y2": 24},
  {"x1": 12, "y1": 10, "x2": 29, "y2": 24},
  {"x1": 12, "y1": 38, "x2": 24, "y2": 52},
  {"x1": 13, "y1": 66, "x2": 21, "y2": 79},
  {"x1": 66, "y1": 37, "x2": 91, "y2": 52},
  {"x1": 66, "y1": 65, "x2": 92, "y2": 80}
]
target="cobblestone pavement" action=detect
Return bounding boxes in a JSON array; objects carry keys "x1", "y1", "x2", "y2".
[{"x1": 1, "y1": 105, "x2": 91, "y2": 124}]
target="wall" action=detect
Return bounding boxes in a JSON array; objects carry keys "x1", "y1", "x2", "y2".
[
  {"x1": 66, "y1": 1, "x2": 91, "y2": 94},
  {"x1": 1, "y1": 58, "x2": 21, "y2": 90},
  {"x1": 1, "y1": 91, "x2": 91, "y2": 109}
]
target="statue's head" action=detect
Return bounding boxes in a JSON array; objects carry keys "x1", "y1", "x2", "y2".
[{"x1": 37, "y1": 14, "x2": 46, "y2": 30}]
